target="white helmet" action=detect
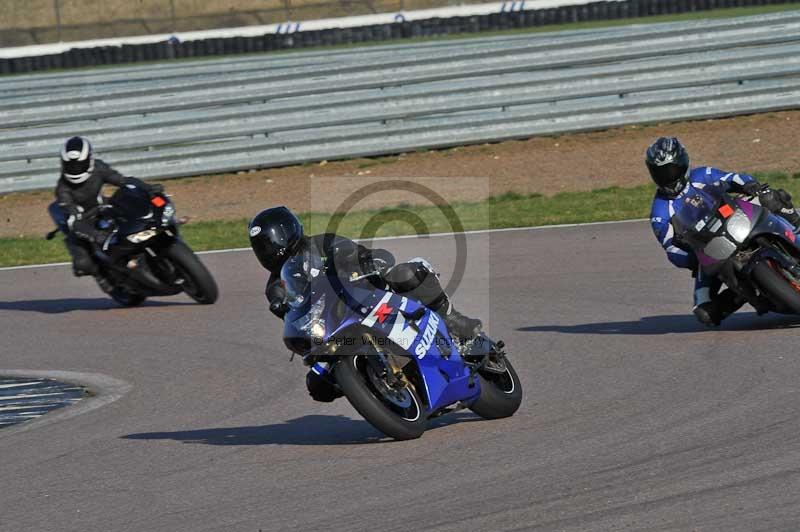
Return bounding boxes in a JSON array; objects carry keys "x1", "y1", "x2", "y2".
[{"x1": 61, "y1": 136, "x2": 94, "y2": 184}]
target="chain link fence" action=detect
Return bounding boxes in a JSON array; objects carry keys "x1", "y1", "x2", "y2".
[{"x1": 0, "y1": 0, "x2": 481, "y2": 46}]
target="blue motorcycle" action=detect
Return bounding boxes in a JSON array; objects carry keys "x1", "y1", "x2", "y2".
[{"x1": 281, "y1": 250, "x2": 522, "y2": 440}]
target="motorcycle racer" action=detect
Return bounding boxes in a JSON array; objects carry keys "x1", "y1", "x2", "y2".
[
  {"x1": 647, "y1": 136, "x2": 800, "y2": 326},
  {"x1": 48, "y1": 137, "x2": 163, "y2": 285},
  {"x1": 248, "y1": 205, "x2": 482, "y2": 402}
]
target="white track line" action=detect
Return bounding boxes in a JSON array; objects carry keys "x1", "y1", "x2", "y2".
[
  {"x1": 0, "y1": 218, "x2": 646, "y2": 272},
  {"x1": 0, "y1": 381, "x2": 43, "y2": 389}
]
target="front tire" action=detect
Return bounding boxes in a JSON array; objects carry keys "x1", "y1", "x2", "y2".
[
  {"x1": 752, "y1": 260, "x2": 800, "y2": 314},
  {"x1": 469, "y1": 358, "x2": 523, "y2": 419},
  {"x1": 162, "y1": 240, "x2": 218, "y2": 304},
  {"x1": 334, "y1": 355, "x2": 427, "y2": 440}
]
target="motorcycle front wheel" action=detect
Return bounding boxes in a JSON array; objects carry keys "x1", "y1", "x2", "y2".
[
  {"x1": 752, "y1": 259, "x2": 800, "y2": 314},
  {"x1": 334, "y1": 354, "x2": 427, "y2": 440},
  {"x1": 161, "y1": 240, "x2": 218, "y2": 304}
]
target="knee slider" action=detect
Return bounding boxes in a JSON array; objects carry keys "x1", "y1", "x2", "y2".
[
  {"x1": 759, "y1": 189, "x2": 781, "y2": 211},
  {"x1": 384, "y1": 262, "x2": 423, "y2": 293}
]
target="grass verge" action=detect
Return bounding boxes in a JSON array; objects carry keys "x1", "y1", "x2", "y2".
[{"x1": 4, "y1": 171, "x2": 800, "y2": 268}]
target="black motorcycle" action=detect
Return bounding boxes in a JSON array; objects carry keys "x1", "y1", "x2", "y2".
[{"x1": 47, "y1": 185, "x2": 218, "y2": 307}]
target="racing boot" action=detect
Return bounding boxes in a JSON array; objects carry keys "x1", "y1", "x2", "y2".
[
  {"x1": 693, "y1": 289, "x2": 744, "y2": 326},
  {"x1": 434, "y1": 296, "x2": 482, "y2": 339},
  {"x1": 94, "y1": 274, "x2": 114, "y2": 294},
  {"x1": 306, "y1": 368, "x2": 343, "y2": 403},
  {"x1": 66, "y1": 238, "x2": 97, "y2": 277},
  {"x1": 693, "y1": 302, "x2": 722, "y2": 327},
  {"x1": 715, "y1": 288, "x2": 746, "y2": 321}
]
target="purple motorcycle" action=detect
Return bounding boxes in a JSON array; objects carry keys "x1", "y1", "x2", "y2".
[{"x1": 673, "y1": 183, "x2": 800, "y2": 315}]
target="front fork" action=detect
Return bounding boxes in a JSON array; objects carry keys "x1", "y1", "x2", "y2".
[
  {"x1": 303, "y1": 334, "x2": 408, "y2": 390},
  {"x1": 361, "y1": 334, "x2": 408, "y2": 388}
]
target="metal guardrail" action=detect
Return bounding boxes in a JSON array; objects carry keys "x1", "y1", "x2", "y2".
[{"x1": 1, "y1": 11, "x2": 800, "y2": 193}]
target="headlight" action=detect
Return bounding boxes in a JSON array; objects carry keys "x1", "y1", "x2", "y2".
[
  {"x1": 293, "y1": 295, "x2": 326, "y2": 340},
  {"x1": 308, "y1": 322, "x2": 326, "y2": 339},
  {"x1": 161, "y1": 204, "x2": 175, "y2": 225},
  {"x1": 704, "y1": 236, "x2": 737, "y2": 260},
  {"x1": 127, "y1": 229, "x2": 157, "y2": 243},
  {"x1": 726, "y1": 210, "x2": 752, "y2": 243}
]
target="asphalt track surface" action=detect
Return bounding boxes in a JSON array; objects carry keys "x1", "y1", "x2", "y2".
[{"x1": 3, "y1": 221, "x2": 800, "y2": 531}]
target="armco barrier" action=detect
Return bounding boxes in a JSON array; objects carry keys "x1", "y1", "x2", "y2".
[
  {"x1": 1, "y1": 0, "x2": 799, "y2": 74},
  {"x1": 1, "y1": 12, "x2": 800, "y2": 193}
]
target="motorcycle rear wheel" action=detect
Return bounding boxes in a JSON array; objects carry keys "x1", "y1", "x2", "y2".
[
  {"x1": 334, "y1": 354, "x2": 427, "y2": 440},
  {"x1": 162, "y1": 241, "x2": 218, "y2": 304},
  {"x1": 752, "y1": 260, "x2": 800, "y2": 314},
  {"x1": 469, "y1": 358, "x2": 523, "y2": 420}
]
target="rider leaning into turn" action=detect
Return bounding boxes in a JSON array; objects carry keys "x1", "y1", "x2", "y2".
[
  {"x1": 247, "y1": 205, "x2": 482, "y2": 402},
  {"x1": 49, "y1": 136, "x2": 162, "y2": 285},
  {"x1": 647, "y1": 136, "x2": 800, "y2": 326}
]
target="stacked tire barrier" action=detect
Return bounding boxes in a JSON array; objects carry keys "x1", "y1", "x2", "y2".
[{"x1": 1, "y1": 0, "x2": 799, "y2": 75}]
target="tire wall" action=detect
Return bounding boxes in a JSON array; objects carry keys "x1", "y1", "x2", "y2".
[{"x1": 2, "y1": 0, "x2": 798, "y2": 75}]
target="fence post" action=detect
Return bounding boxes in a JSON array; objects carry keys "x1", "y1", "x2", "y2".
[
  {"x1": 170, "y1": 0, "x2": 177, "y2": 32},
  {"x1": 54, "y1": 0, "x2": 63, "y2": 42}
]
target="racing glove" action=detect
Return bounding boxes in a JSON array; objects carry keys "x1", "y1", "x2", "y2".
[
  {"x1": 65, "y1": 205, "x2": 84, "y2": 231},
  {"x1": 266, "y1": 280, "x2": 289, "y2": 319},
  {"x1": 739, "y1": 181, "x2": 764, "y2": 197}
]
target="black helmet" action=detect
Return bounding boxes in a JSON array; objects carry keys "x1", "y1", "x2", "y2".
[
  {"x1": 645, "y1": 136, "x2": 690, "y2": 198},
  {"x1": 61, "y1": 136, "x2": 94, "y2": 184},
  {"x1": 248, "y1": 206, "x2": 304, "y2": 272}
]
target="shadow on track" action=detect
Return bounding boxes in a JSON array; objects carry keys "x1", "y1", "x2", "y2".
[
  {"x1": 0, "y1": 297, "x2": 194, "y2": 314},
  {"x1": 518, "y1": 312, "x2": 800, "y2": 335},
  {"x1": 122, "y1": 413, "x2": 481, "y2": 446}
]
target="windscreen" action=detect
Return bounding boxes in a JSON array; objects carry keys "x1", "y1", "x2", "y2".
[
  {"x1": 109, "y1": 185, "x2": 152, "y2": 219},
  {"x1": 674, "y1": 186, "x2": 719, "y2": 233},
  {"x1": 280, "y1": 251, "x2": 325, "y2": 309}
]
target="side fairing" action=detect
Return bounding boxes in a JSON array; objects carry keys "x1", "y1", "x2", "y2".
[
  {"x1": 749, "y1": 208, "x2": 797, "y2": 246},
  {"x1": 335, "y1": 287, "x2": 480, "y2": 412}
]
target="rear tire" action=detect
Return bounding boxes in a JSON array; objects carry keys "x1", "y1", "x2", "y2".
[
  {"x1": 334, "y1": 355, "x2": 427, "y2": 440},
  {"x1": 162, "y1": 240, "x2": 218, "y2": 304},
  {"x1": 752, "y1": 260, "x2": 800, "y2": 314},
  {"x1": 469, "y1": 358, "x2": 523, "y2": 420}
]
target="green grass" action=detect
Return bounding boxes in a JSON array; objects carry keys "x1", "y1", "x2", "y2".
[{"x1": 5, "y1": 171, "x2": 800, "y2": 268}]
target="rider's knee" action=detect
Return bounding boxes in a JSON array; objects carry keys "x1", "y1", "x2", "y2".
[
  {"x1": 67, "y1": 242, "x2": 96, "y2": 275},
  {"x1": 406, "y1": 257, "x2": 438, "y2": 277},
  {"x1": 306, "y1": 371, "x2": 341, "y2": 403},
  {"x1": 48, "y1": 202, "x2": 68, "y2": 231},
  {"x1": 760, "y1": 188, "x2": 795, "y2": 213},
  {"x1": 385, "y1": 259, "x2": 437, "y2": 293}
]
